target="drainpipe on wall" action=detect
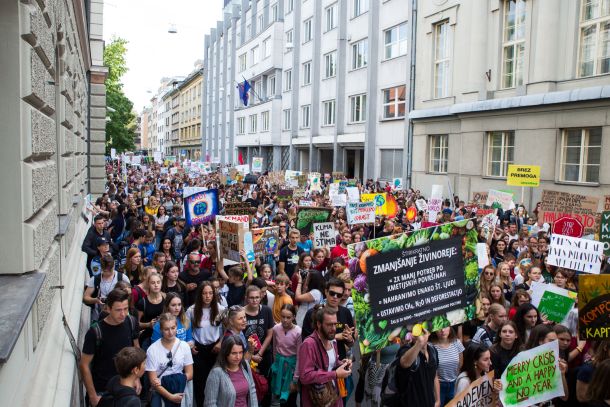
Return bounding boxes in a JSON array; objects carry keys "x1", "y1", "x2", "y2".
[
  {"x1": 87, "y1": 70, "x2": 92, "y2": 194},
  {"x1": 405, "y1": 0, "x2": 417, "y2": 189}
]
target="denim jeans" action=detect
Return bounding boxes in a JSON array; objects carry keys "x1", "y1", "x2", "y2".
[{"x1": 439, "y1": 380, "x2": 456, "y2": 406}]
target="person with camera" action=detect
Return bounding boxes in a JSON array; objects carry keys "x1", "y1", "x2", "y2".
[{"x1": 83, "y1": 253, "x2": 131, "y2": 322}]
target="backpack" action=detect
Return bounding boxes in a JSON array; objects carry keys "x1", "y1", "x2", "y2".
[
  {"x1": 97, "y1": 392, "x2": 130, "y2": 407},
  {"x1": 381, "y1": 344, "x2": 438, "y2": 407},
  {"x1": 85, "y1": 272, "x2": 125, "y2": 310}
]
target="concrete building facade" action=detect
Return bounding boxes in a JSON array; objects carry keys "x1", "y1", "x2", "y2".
[
  {"x1": 0, "y1": 0, "x2": 106, "y2": 405},
  {"x1": 203, "y1": 0, "x2": 411, "y2": 179},
  {"x1": 409, "y1": 0, "x2": 610, "y2": 207},
  {"x1": 178, "y1": 68, "x2": 204, "y2": 159}
]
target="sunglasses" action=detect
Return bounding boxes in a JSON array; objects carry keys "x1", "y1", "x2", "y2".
[
  {"x1": 328, "y1": 290, "x2": 343, "y2": 298},
  {"x1": 166, "y1": 351, "x2": 173, "y2": 367}
]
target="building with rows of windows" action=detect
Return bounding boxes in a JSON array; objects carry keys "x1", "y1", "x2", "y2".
[{"x1": 203, "y1": 0, "x2": 610, "y2": 195}]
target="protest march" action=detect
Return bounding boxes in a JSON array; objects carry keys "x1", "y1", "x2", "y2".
[{"x1": 79, "y1": 155, "x2": 610, "y2": 407}]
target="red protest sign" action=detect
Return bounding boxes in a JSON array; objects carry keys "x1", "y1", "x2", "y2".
[{"x1": 552, "y1": 216, "x2": 584, "y2": 238}]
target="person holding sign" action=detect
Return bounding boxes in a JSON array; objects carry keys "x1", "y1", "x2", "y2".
[{"x1": 454, "y1": 343, "x2": 492, "y2": 394}]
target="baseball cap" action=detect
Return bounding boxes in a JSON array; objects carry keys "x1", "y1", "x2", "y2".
[{"x1": 96, "y1": 237, "x2": 109, "y2": 246}]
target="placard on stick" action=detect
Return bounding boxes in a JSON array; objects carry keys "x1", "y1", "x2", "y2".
[{"x1": 313, "y1": 222, "x2": 336, "y2": 248}]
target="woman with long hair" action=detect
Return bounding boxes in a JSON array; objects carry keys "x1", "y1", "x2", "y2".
[
  {"x1": 495, "y1": 261, "x2": 513, "y2": 303},
  {"x1": 525, "y1": 324, "x2": 557, "y2": 349},
  {"x1": 122, "y1": 247, "x2": 144, "y2": 286},
  {"x1": 160, "y1": 237, "x2": 178, "y2": 263},
  {"x1": 161, "y1": 261, "x2": 186, "y2": 298},
  {"x1": 187, "y1": 282, "x2": 225, "y2": 407},
  {"x1": 151, "y1": 293, "x2": 193, "y2": 344},
  {"x1": 515, "y1": 265, "x2": 544, "y2": 291},
  {"x1": 204, "y1": 334, "x2": 258, "y2": 407},
  {"x1": 294, "y1": 270, "x2": 326, "y2": 327},
  {"x1": 514, "y1": 303, "x2": 542, "y2": 344},
  {"x1": 146, "y1": 313, "x2": 194, "y2": 407},
  {"x1": 492, "y1": 239, "x2": 507, "y2": 266},
  {"x1": 270, "y1": 304, "x2": 301, "y2": 407},
  {"x1": 154, "y1": 205, "x2": 169, "y2": 249},
  {"x1": 430, "y1": 327, "x2": 464, "y2": 405},
  {"x1": 508, "y1": 289, "x2": 531, "y2": 320},
  {"x1": 137, "y1": 272, "x2": 166, "y2": 350},
  {"x1": 490, "y1": 321, "x2": 522, "y2": 377},
  {"x1": 455, "y1": 343, "x2": 491, "y2": 394},
  {"x1": 489, "y1": 283, "x2": 510, "y2": 309},
  {"x1": 479, "y1": 265, "x2": 496, "y2": 297}
]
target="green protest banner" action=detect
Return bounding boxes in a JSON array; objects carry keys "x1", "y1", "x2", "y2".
[
  {"x1": 296, "y1": 207, "x2": 332, "y2": 234},
  {"x1": 500, "y1": 340, "x2": 564, "y2": 407},
  {"x1": 530, "y1": 283, "x2": 576, "y2": 324}
]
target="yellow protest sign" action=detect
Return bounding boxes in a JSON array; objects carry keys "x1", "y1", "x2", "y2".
[
  {"x1": 360, "y1": 193, "x2": 388, "y2": 216},
  {"x1": 507, "y1": 164, "x2": 540, "y2": 187}
]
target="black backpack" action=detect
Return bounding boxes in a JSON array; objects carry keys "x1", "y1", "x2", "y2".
[{"x1": 97, "y1": 392, "x2": 131, "y2": 407}]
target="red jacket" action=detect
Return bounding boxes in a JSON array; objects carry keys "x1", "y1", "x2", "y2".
[{"x1": 297, "y1": 331, "x2": 343, "y2": 407}]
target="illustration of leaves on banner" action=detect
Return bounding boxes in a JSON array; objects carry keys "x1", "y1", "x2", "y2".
[{"x1": 347, "y1": 219, "x2": 479, "y2": 354}]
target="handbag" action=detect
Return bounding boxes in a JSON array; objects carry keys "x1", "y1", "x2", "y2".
[
  {"x1": 307, "y1": 337, "x2": 339, "y2": 407},
  {"x1": 251, "y1": 367, "x2": 269, "y2": 401}
]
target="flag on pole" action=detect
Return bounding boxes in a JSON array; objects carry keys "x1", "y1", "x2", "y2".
[{"x1": 238, "y1": 80, "x2": 251, "y2": 106}]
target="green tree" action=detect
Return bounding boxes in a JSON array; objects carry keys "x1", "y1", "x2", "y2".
[{"x1": 104, "y1": 37, "x2": 135, "y2": 153}]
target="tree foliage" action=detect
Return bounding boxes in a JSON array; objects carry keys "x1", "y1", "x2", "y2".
[{"x1": 104, "y1": 37, "x2": 135, "y2": 153}]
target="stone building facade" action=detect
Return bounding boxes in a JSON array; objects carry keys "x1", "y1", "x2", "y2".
[{"x1": 0, "y1": 0, "x2": 105, "y2": 405}]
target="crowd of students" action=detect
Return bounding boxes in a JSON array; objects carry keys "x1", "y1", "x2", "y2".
[{"x1": 78, "y1": 159, "x2": 610, "y2": 407}]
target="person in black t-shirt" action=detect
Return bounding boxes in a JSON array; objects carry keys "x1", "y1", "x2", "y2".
[
  {"x1": 396, "y1": 328, "x2": 440, "y2": 407},
  {"x1": 217, "y1": 251, "x2": 253, "y2": 307},
  {"x1": 278, "y1": 229, "x2": 304, "y2": 279},
  {"x1": 179, "y1": 252, "x2": 208, "y2": 307},
  {"x1": 301, "y1": 278, "x2": 354, "y2": 361},
  {"x1": 79, "y1": 289, "x2": 140, "y2": 407}
]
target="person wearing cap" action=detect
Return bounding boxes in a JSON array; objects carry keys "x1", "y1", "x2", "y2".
[
  {"x1": 90, "y1": 237, "x2": 114, "y2": 277},
  {"x1": 82, "y1": 214, "x2": 112, "y2": 275}
]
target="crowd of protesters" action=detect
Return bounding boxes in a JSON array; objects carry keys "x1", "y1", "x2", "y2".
[{"x1": 78, "y1": 158, "x2": 610, "y2": 407}]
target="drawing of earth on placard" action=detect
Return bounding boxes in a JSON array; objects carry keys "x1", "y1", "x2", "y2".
[
  {"x1": 193, "y1": 201, "x2": 208, "y2": 216},
  {"x1": 375, "y1": 195, "x2": 386, "y2": 207}
]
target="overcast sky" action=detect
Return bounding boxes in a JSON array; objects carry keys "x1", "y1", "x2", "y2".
[{"x1": 103, "y1": 0, "x2": 223, "y2": 112}]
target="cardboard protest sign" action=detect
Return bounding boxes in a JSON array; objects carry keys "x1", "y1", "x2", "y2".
[
  {"x1": 539, "y1": 190, "x2": 600, "y2": 236},
  {"x1": 309, "y1": 172, "x2": 321, "y2": 192},
  {"x1": 361, "y1": 193, "x2": 388, "y2": 216},
  {"x1": 313, "y1": 223, "x2": 336, "y2": 248},
  {"x1": 251, "y1": 227, "x2": 279, "y2": 257},
  {"x1": 471, "y1": 191, "x2": 488, "y2": 207},
  {"x1": 530, "y1": 283, "x2": 576, "y2": 323},
  {"x1": 346, "y1": 187, "x2": 360, "y2": 203},
  {"x1": 184, "y1": 189, "x2": 219, "y2": 226},
  {"x1": 578, "y1": 274, "x2": 610, "y2": 339},
  {"x1": 277, "y1": 189, "x2": 294, "y2": 202},
  {"x1": 500, "y1": 340, "x2": 564, "y2": 407},
  {"x1": 600, "y1": 211, "x2": 610, "y2": 256},
  {"x1": 296, "y1": 207, "x2": 332, "y2": 234},
  {"x1": 218, "y1": 219, "x2": 245, "y2": 262},
  {"x1": 486, "y1": 189, "x2": 514, "y2": 210},
  {"x1": 507, "y1": 164, "x2": 540, "y2": 187},
  {"x1": 224, "y1": 201, "x2": 253, "y2": 216},
  {"x1": 215, "y1": 215, "x2": 249, "y2": 231},
  {"x1": 251, "y1": 157, "x2": 263, "y2": 173},
  {"x1": 297, "y1": 174, "x2": 308, "y2": 188},
  {"x1": 446, "y1": 371, "x2": 495, "y2": 407},
  {"x1": 347, "y1": 220, "x2": 480, "y2": 354},
  {"x1": 347, "y1": 202, "x2": 376, "y2": 225},
  {"x1": 547, "y1": 234, "x2": 603, "y2": 274}
]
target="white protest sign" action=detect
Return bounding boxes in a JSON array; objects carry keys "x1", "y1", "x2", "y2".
[
  {"x1": 252, "y1": 157, "x2": 263, "y2": 173},
  {"x1": 123, "y1": 155, "x2": 131, "y2": 165},
  {"x1": 153, "y1": 151, "x2": 163, "y2": 164},
  {"x1": 486, "y1": 189, "x2": 514, "y2": 211},
  {"x1": 299, "y1": 200, "x2": 315, "y2": 207},
  {"x1": 330, "y1": 191, "x2": 347, "y2": 207},
  {"x1": 500, "y1": 340, "x2": 564, "y2": 407},
  {"x1": 110, "y1": 148, "x2": 116, "y2": 159},
  {"x1": 547, "y1": 234, "x2": 603, "y2": 274},
  {"x1": 131, "y1": 155, "x2": 142, "y2": 165},
  {"x1": 427, "y1": 184, "x2": 443, "y2": 222},
  {"x1": 183, "y1": 187, "x2": 208, "y2": 199},
  {"x1": 284, "y1": 170, "x2": 302, "y2": 181},
  {"x1": 477, "y1": 243, "x2": 490, "y2": 269},
  {"x1": 347, "y1": 201, "x2": 376, "y2": 225},
  {"x1": 392, "y1": 178, "x2": 403, "y2": 190},
  {"x1": 446, "y1": 371, "x2": 495, "y2": 407},
  {"x1": 346, "y1": 187, "x2": 360, "y2": 203},
  {"x1": 313, "y1": 222, "x2": 336, "y2": 248},
  {"x1": 235, "y1": 164, "x2": 250, "y2": 175},
  {"x1": 530, "y1": 282, "x2": 576, "y2": 324},
  {"x1": 415, "y1": 199, "x2": 428, "y2": 212}
]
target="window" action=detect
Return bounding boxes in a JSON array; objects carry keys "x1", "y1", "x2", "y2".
[
  {"x1": 258, "y1": 14, "x2": 264, "y2": 33},
  {"x1": 268, "y1": 75, "x2": 276, "y2": 96},
  {"x1": 560, "y1": 128, "x2": 601, "y2": 183},
  {"x1": 353, "y1": 0, "x2": 369, "y2": 18},
  {"x1": 262, "y1": 37, "x2": 271, "y2": 58},
  {"x1": 237, "y1": 117, "x2": 246, "y2": 134},
  {"x1": 286, "y1": 0, "x2": 293, "y2": 14},
  {"x1": 351, "y1": 39, "x2": 368, "y2": 69},
  {"x1": 323, "y1": 100, "x2": 336, "y2": 126},
  {"x1": 283, "y1": 109, "x2": 291, "y2": 130},
  {"x1": 261, "y1": 111, "x2": 270, "y2": 131},
  {"x1": 486, "y1": 131, "x2": 515, "y2": 177},
  {"x1": 249, "y1": 114, "x2": 257, "y2": 133},
  {"x1": 349, "y1": 94, "x2": 367, "y2": 123},
  {"x1": 284, "y1": 69, "x2": 292, "y2": 91},
  {"x1": 286, "y1": 30, "x2": 294, "y2": 47},
  {"x1": 380, "y1": 149, "x2": 403, "y2": 179},
  {"x1": 578, "y1": 0, "x2": 610, "y2": 76},
  {"x1": 239, "y1": 53, "x2": 247, "y2": 72},
  {"x1": 246, "y1": 23, "x2": 252, "y2": 40},
  {"x1": 502, "y1": 0, "x2": 526, "y2": 88},
  {"x1": 325, "y1": 4, "x2": 337, "y2": 32},
  {"x1": 254, "y1": 80, "x2": 263, "y2": 102},
  {"x1": 429, "y1": 135, "x2": 448, "y2": 173},
  {"x1": 434, "y1": 21, "x2": 451, "y2": 98},
  {"x1": 272, "y1": 3, "x2": 279, "y2": 22},
  {"x1": 384, "y1": 22, "x2": 408, "y2": 59},
  {"x1": 251, "y1": 46, "x2": 259, "y2": 65},
  {"x1": 324, "y1": 51, "x2": 337, "y2": 78},
  {"x1": 304, "y1": 18, "x2": 313, "y2": 43},
  {"x1": 301, "y1": 105, "x2": 311, "y2": 128},
  {"x1": 382, "y1": 86, "x2": 406, "y2": 119},
  {"x1": 303, "y1": 61, "x2": 312, "y2": 85}
]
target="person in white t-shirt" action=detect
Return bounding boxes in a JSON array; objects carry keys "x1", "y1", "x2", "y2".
[
  {"x1": 146, "y1": 313, "x2": 194, "y2": 406},
  {"x1": 83, "y1": 254, "x2": 130, "y2": 321}
]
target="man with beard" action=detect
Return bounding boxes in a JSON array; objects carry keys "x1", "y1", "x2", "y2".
[{"x1": 297, "y1": 306, "x2": 352, "y2": 407}]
